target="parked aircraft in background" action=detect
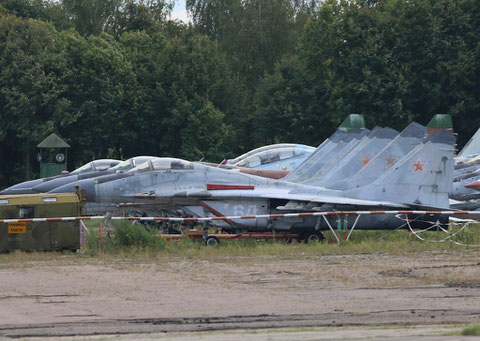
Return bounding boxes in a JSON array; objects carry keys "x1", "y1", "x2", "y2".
[
  {"x1": 62, "y1": 116, "x2": 455, "y2": 237},
  {"x1": 225, "y1": 144, "x2": 315, "y2": 171},
  {"x1": 450, "y1": 127, "x2": 480, "y2": 208},
  {"x1": 0, "y1": 159, "x2": 121, "y2": 195},
  {"x1": 224, "y1": 114, "x2": 366, "y2": 171},
  {"x1": 458, "y1": 126, "x2": 480, "y2": 159},
  {"x1": 29, "y1": 156, "x2": 156, "y2": 194}
]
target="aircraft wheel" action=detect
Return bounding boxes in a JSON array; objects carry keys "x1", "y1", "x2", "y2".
[
  {"x1": 302, "y1": 232, "x2": 325, "y2": 243},
  {"x1": 205, "y1": 236, "x2": 220, "y2": 246}
]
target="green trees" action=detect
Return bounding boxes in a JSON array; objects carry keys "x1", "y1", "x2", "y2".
[
  {"x1": 256, "y1": 0, "x2": 480, "y2": 146},
  {"x1": 187, "y1": 0, "x2": 316, "y2": 87},
  {"x1": 0, "y1": 0, "x2": 479, "y2": 188},
  {"x1": 120, "y1": 29, "x2": 239, "y2": 161},
  {"x1": 62, "y1": 0, "x2": 173, "y2": 36},
  {"x1": 0, "y1": 15, "x2": 68, "y2": 181}
]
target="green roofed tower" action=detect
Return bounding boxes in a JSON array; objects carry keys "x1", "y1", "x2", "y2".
[{"x1": 37, "y1": 133, "x2": 70, "y2": 178}]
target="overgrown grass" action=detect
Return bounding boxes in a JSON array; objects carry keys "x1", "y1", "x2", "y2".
[
  {"x1": 462, "y1": 325, "x2": 480, "y2": 336},
  {"x1": 79, "y1": 221, "x2": 480, "y2": 259},
  {"x1": 1, "y1": 221, "x2": 479, "y2": 262},
  {"x1": 85, "y1": 221, "x2": 166, "y2": 256}
]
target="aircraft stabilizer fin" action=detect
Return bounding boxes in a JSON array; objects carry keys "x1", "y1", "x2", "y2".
[
  {"x1": 345, "y1": 126, "x2": 456, "y2": 209},
  {"x1": 339, "y1": 114, "x2": 365, "y2": 133}
]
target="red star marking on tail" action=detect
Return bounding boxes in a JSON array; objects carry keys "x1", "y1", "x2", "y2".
[
  {"x1": 384, "y1": 155, "x2": 396, "y2": 167},
  {"x1": 361, "y1": 154, "x2": 371, "y2": 167},
  {"x1": 411, "y1": 160, "x2": 427, "y2": 172}
]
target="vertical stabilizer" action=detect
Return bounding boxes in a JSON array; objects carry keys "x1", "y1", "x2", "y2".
[
  {"x1": 286, "y1": 130, "x2": 369, "y2": 182},
  {"x1": 346, "y1": 130, "x2": 456, "y2": 208},
  {"x1": 284, "y1": 114, "x2": 367, "y2": 183},
  {"x1": 311, "y1": 127, "x2": 399, "y2": 186},
  {"x1": 426, "y1": 114, "x2": 453, "y2": 136},
  {"x1": 458, "y1": 127, "x2": 480, "y2": 158},
  {"x1": 329, "y1": 122, "x2": 426, "y2": 190},
  {"x1": 339, "y1": 114, "x2": 366, "y2": 132}
]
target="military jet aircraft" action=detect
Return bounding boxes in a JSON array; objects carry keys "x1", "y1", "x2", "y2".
[
  {"x1": 449, "y1": 127, "x2": 480, "y2": 204},
  {"x1": 0, "y1": 159, "x2": 121, "y2": 195},
  {"x1": 458, "y1": 126, "x2": 480, "y2": 159},
  {"x1": 29, "y1": 156, "x2": 156, "y2": 193},
  {"x1": 224, "y1": 114, "x2": 365, "y2": 171},
  {"x1": 286, "y1": 126, "x2": 397, "y2": 185},
  {"x1": 321, "y1": 122, "x2": 427, "y2": 190},
  {"x1": 225, "y1": 144, "x2": 315, "y2": 171},
  {"x1": 64, "y1": 123, "x2": 455, "y2": 237}
]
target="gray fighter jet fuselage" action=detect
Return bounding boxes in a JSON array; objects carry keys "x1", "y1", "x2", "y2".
[
  {"x1": 79, "y1": 129, "x2": 454, "y2": 234},
  {"x1": 0, "y1": 159, "x2": 122, "y2": 195}
]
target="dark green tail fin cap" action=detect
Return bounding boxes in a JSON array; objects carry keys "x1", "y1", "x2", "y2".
[
  {"x1": 339, "y1": 114, "x2": 365, "y2": 132},
  {"x1": 427, "y1": 114, "x2": 453, "y2": 130}
]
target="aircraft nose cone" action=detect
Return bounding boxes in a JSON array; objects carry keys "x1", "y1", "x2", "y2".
[
  {"x1": 0, "y1": 179, "x2": 46, "y2": 195},
  {"x1": 465, "y1": 180, "x2": 480, "y2": 190}
]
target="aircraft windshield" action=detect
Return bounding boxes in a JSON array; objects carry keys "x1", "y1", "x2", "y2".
[
  {"x1": 70, "y1": 162, "x2": 95, "y2": 175},
  {"x1": 132, "y1": 156, "x2": 156, "y2": 167},
  {"x1": 70, "y1": 159, "x2": 121, "y2": 175},
  {"x1": 110, "y1": 156, "x2": 156, "y2": 173},
  {"x1": 235, "y1": 148, "x2": 302, "y2": 168},
  {"x1": 228, "y1": 144, "x2": 298, "y2": 164},
  {"x1": 130, "y1": 161, "x2": 154, "y2": 173},
  {"x1": 91, "y1": 159, "x2": 121, "y2": 171},
  {"x1": 151, "y1": 158, "x2": 193, "y2": 170},
  {"x1": 110, "y1": 160, "x2": 134, "y2": 172}
]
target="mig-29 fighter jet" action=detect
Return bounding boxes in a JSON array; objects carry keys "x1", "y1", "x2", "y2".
[
  {"x1": 224, "y1": 114, "x2": 366, "y2": 171},
  {"x1": 0, "y1": 159, "x2": 121, "y2": 195},
  {"x1": 67, "y1": 118, "x2": 455, "y2": 238},
  {"x1": 449, "y1": 126, "x2": 480, "y2": 206},
  {"x1": 285, "y1": 115, "x2": 453, "y2": 189},
  {"x1": 29, "y1": 156, "x2": 156, "y2": 193},
  {"x1": 224, "y1": 144, "x2": 315, "y2": 171}
]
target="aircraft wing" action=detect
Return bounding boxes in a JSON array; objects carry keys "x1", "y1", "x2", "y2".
[
  {"x1": 197, "y1": 188, "x2": 409, "y2": 209},
  {"x1": 260, "y1": 193, "x2": 410, "y2": 209}
]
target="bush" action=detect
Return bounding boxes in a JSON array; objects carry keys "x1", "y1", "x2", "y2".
[
  {"x1": 84, "y1": 221, "x2": 166, "y2": 253},
  {"x1": 462, "y1": 325, "x2": 480, "y2": 336},
  {"x1": 114, "y1": 221, "x2": 166, "y2": 249}
]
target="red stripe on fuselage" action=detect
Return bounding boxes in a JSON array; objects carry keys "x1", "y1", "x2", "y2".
[{"x1": 207, "y1": 184, "x2": 254, "y2": 190}]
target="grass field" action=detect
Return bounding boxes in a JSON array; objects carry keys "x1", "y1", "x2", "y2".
[
  {"x1": 1, "y1": 220, "x2": 479, "y2": 263},
  {"x1": 80, "y1": 219, "x2": 480, "y2": 258}
]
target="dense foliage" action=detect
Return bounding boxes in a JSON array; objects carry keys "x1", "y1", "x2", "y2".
[{"x1": 0, "y1": 0, "x2": 479, "y2": 188}]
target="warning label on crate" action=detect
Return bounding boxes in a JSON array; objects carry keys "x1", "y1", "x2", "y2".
[{"x1": 8, "y1": 222, "x2": 26, "y2": 234}]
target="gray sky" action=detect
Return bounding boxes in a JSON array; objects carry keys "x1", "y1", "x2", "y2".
[{"x1": 171, "y1": 0, "x2": 189, "y2": 22}]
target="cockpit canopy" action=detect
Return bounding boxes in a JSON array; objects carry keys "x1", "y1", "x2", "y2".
[
  {"x1": 129, "y1": 158, "x2": 194, "y2": 173},
  {"x1": 70, "y1": 159, "x2": 121, "y2": 175},
  {"x1": 109, "y1": 156, "x2": 156, "y2": 173},
  {"x1": 228, "y1": 144, "x2": 314, "y2": 166},
  {"x1": 234, "y1": 147, "x2": 312, "y2": 168}
]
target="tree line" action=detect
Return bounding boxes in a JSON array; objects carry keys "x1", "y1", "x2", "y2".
[{"x1": 0, "y1": 0, "x2": 479, "y2": 188}]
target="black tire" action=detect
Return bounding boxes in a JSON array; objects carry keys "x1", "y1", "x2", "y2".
[
  {"x1": 205, "y1": 236, "x2": 220, "y2": 246},
  {"x1": 302, "y1": 231, "x2": 325, "y2": 243}
]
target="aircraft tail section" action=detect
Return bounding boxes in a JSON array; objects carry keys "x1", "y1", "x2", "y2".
[
  {"x1": 310, "y1": 126, "x2": 399, "y2": 186},
  {"x1": 338, "y1": 113, "x2": 366, "y2": 132},
  {"x1": 285, "y1": 129, "x2": 369, "y2": 182},
  {"x1": 426, "y1": 114, "x2": 453, "y2": 136},
  {"x1": 345, "y1": 130, "x2": 456, "y2": 209},
  {"x1": 458, "y1": 127, "x2": 480, "y2": 158},
  {"x1": 284, "y1": 114, "x2": 366, "y2": 182},
  {"x1": 328, "y1": 122, "x2": 426, "y2": 190}
]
